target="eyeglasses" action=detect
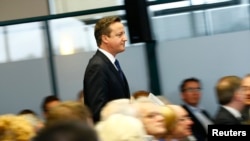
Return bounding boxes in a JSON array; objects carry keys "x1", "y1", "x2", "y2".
[{"x1": 183, "y1": 87, "x2": 202, "y2": 93}]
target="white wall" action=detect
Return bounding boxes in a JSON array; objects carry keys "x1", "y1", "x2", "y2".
[{"x1": 0, "y1": 59, "x2": 52, "y2": 116}]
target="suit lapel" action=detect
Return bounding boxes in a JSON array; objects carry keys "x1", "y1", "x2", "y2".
[{"x1": 96, "y1": 51, "x2": 129, "y2": 93}]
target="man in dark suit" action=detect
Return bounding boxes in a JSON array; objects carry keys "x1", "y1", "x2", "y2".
[
  {"x1": 83, "y1": 16, "x2": 130, "y2": 123},
  {"x1": 214, "y1": 75, "x2": 244, "y2": 125},
  {"x1": 180, "y1": 77, "x2": 213, "y2": 141}
]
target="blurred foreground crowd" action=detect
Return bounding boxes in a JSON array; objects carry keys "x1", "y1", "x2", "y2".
[{"x1": 1, "y1": 74, "x2": 250, "y2": 141}]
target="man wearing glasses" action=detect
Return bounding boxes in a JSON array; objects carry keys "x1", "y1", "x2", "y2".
[{"x1": 179, "y1": 77, "x2": 213, "y2": 141}]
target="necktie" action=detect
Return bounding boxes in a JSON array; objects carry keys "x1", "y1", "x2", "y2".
[{"x1": 114, "y1": 59, "x2": 124, "y2": 81}]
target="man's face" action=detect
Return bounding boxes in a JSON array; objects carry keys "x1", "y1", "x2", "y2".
[
  {"x1": 181, "y1": 81, "x2": 201, "y2": 106},
  {"x1": 105, "y1": 22, "x2": 127, "y2": 56},
  {"x1": 171, "y1": 106, "x2": 193, "y2": 138},
  {"x1": 44, "y1": 100, "x2": 60, "y2": 118},
  {"x1": 139, "y1": 103, "x2": 166, "y2": 137},
  {"x1": 242, "y1": 77, "x2": 250, "y2": 105}
]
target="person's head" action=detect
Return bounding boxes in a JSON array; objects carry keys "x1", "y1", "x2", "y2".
[
  {"x1": 0, "y1": 114, "x2": 35, "y2": 141},
  {"x1": 45, "y1": 101, "x2": 93, "y2": 128},
  {"x1": 94, "y1": 16, "x2": 127, "y2": 56},
  {"x1": 132, "y1": 97, "x2": 166, "y2": 138},
  {"x1": 160, "y1": 105, "x2": 177, "y2": 133},
  {"x1": 41, "y1": 95, "x2": 60, "y2": 118},
  {"x1": 131, "y1": 90, "x2": 150, "y2": 100},
  {"x1": 96, "y1": 114, "x2": 146, "y2": 141},
  {"x1": 33, "y1": 121, "x2": 98, "y2": 141},
  {"x1": 241, "y1": 74, "x2": 250, "y2": 105},
  {"x1": 100, "y1": 98, "x2": 138, "y2": 120},
  {"x1": 180, "y1": 77, "x2": 202, "y2": 107},
  {"x1": 215, "y1": 75, "x2": 244, "y2": 109},
  {"x1": 166, "y1": 105, "x2": 193, "y2": 140}
]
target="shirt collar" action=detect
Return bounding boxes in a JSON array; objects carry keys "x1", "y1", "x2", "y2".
[
  {"x1": 185, "y1": 103, "x2": 203, "y2": 112},
  {"x1": 222, "y1": 105, "x2": 242, "y2": 118},
  {"x1": 98, "y1": 48, "x2": 116, "y2": 63}
]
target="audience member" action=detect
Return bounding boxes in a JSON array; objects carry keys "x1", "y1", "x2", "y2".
[
  {"x1": 241, "y1": 74, "x2": 250, "y2": 124},
  {"x1": 83, "y1": 16, "x2": 130, "y2": 123},
  {"x1": 33, "y1": 121, "x2": 98, "y2": 141},
  {"x1": 41, "y1": 95, "x2": 60, "y2": 119},
  {"x1": 160, "y1": 105, "x2": 177, "y2": 133},
  {"x1": 0, "y1": 114, "x2": 36, "y2": 141},
  {"x1": 45, "y1": 101, "x2": 93, "y2": 127},
  {"x1": 163, "y1": 105, "x2": 195, "y2": 141},
  {"x1": 132, "y1": 97, "x2": 166, "y2": 140},
  {"x1": 96, "y1": 114, "x2": 147, "y2": 141},
  {"x1": 179, "y1": 77, "x2": 213, "y2": 141},
  {"x1": 214, "y1": 75, "x2": 244, "y2": 124}
]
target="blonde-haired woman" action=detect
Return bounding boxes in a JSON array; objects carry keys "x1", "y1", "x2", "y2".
[
  {"x1": 162, "y1": 105, "x2": 195, "y2": 141},
  {"x1": 0, "y1": 114, "x2": 35, "y2": 141},
  {"x1": 160, "y1": 105, "x2": 178, "y2": 134}
]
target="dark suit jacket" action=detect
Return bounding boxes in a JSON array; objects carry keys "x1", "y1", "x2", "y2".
[
  {"x1": 83, "y1": 50, "x2": 130, "y2": 123},
  {"x1": 241, "y1": 106, "x2": 250, "y2": 122},
  {"x1": 214, "y1": 106, "x2": 242, "y2": 125},
  {"x1": 182, "y1": 105, "x2": 213, "y2": 141}
]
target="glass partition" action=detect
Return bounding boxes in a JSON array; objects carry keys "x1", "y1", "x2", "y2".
[
  {"x1": 0, "y1": 0, "x2": 249, "y2": 62},
  {"x1": 0, "y1": 27, "x2": 7, "y2": 63},
  {"x1": 5, "y1": 22, "x2": 46, "y2": 61}
]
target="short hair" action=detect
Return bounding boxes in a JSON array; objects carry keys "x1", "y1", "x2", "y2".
[
  {"x1": 18, "y1": 109, "x2": 37, "y2": 116},
  {"x1": 94, "y1": 16, "x2": 121, "y2": 46},
  {"x1": 34, "y1": 121, "x2": 98, "y2": 141},
  {"x1": 45, "y1": 101, "x2": 92, "y2": 127},
  {"x1": 179, "y1": 77, "x2": 201, "y2": 92},
  {"x1": 132, "y1": 90, "x2": 150, "y2": 99},
  {"x1": 96, "y1": 114, "x2": 146, "y2": 141},
  {"x1": 41, "y1": 95, "x2": 60, "y2": 113},
  {"x1": 215, "y1": 75, "x2": 241, "y2": 105}
]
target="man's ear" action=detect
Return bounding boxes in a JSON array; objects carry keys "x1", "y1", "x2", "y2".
[{"x1": 102, "y1": 35, "x2": 109, "y2": 44}]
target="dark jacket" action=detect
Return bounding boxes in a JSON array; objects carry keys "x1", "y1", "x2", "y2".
[
  {"x1": 182, "y1": 105, "x2": 213, "y2": 141},
  {"x1": 84, "y1": 50, "x2": 130, "y2": 123},
  {"x1": 214, "y1": 106, "x2": 242, "y2": 125}
]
